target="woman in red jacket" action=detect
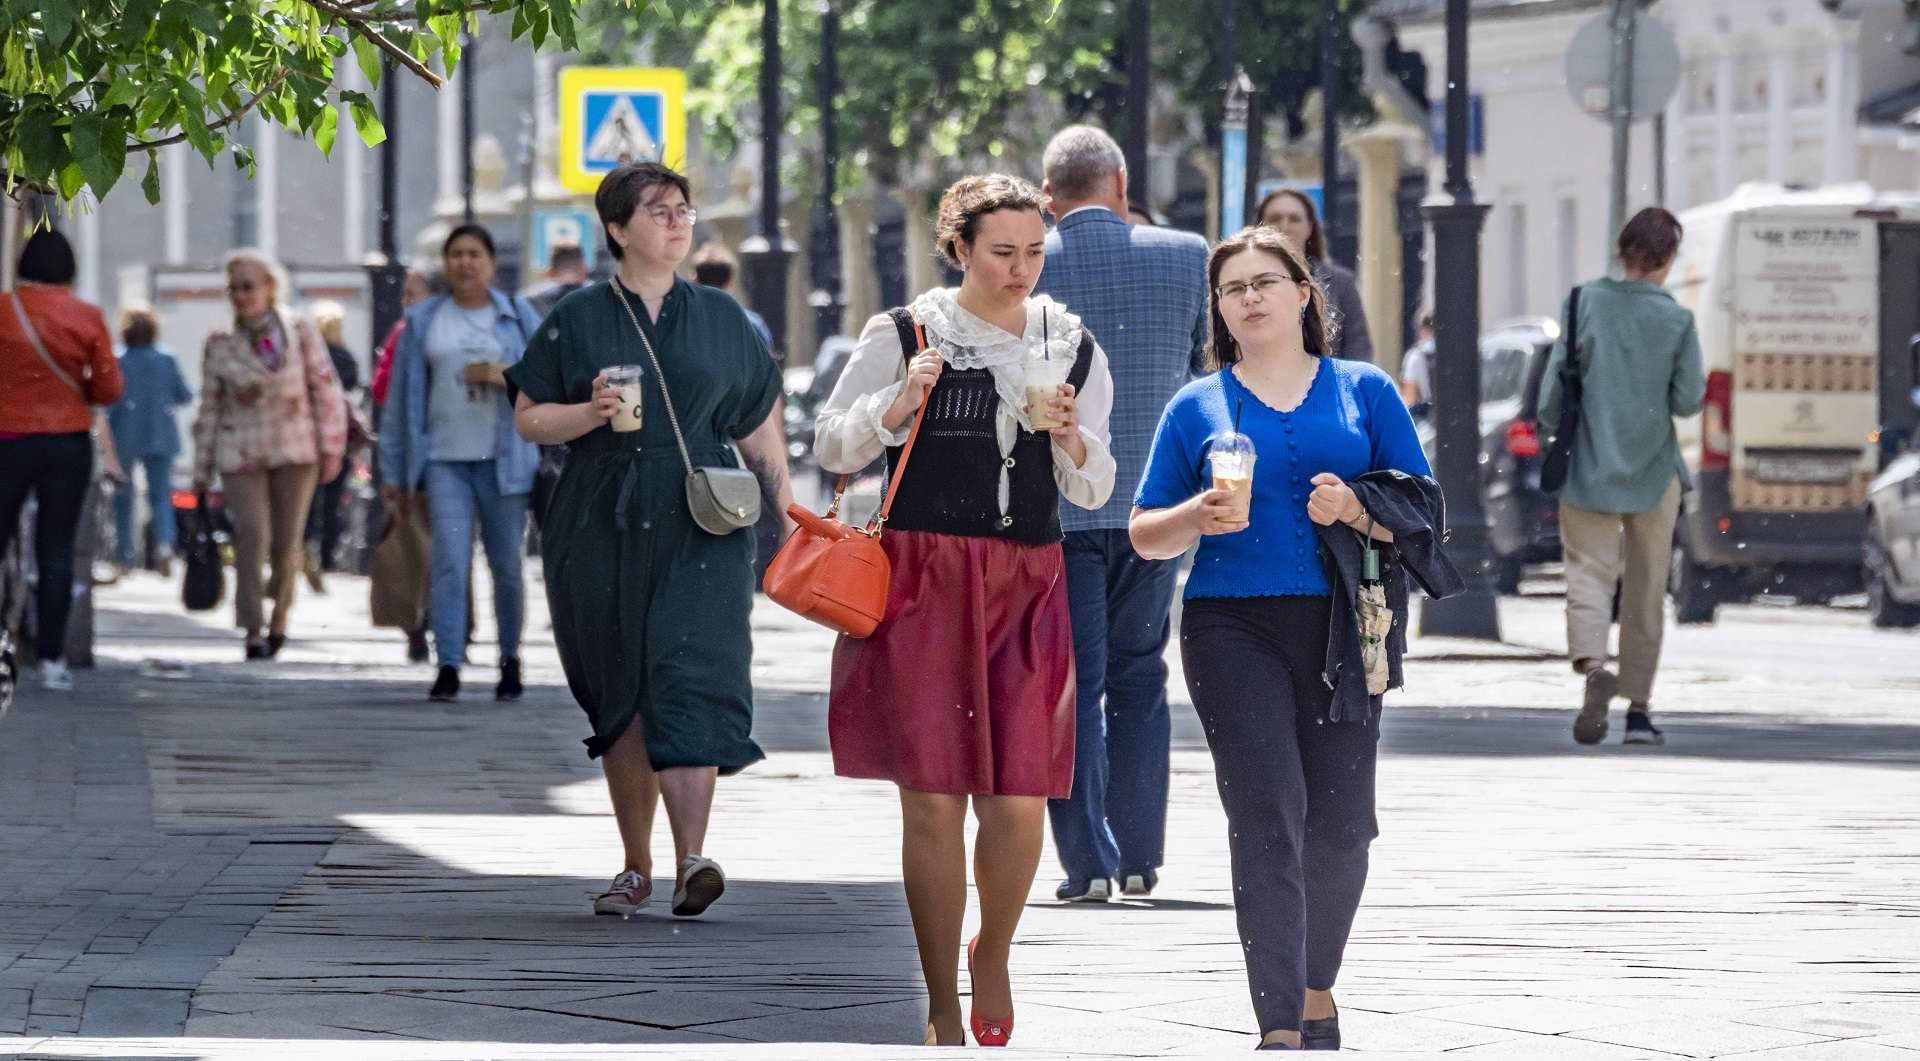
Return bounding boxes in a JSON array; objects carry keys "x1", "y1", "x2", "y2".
[{"x1": 0, "y1": 230, "x2": 124, "y2": 691}]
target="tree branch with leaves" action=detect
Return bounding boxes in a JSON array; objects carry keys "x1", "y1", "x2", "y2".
[{"x1": 0, "y1": 0, "x2": 632, "y2": 208}]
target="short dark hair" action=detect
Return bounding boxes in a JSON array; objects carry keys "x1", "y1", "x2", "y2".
[
  {"x1": 18, "y1": 229, "x2": 76, "y2": 286},
  {"x1": 691, "y1": 241, "x2": 738, "y2": 288},
  {"x1": 443, "y1": 222, "x2": 497, "y2": 259},
  {"x1": 549, "y1": 242, "x2": 585, "y2": 271},
  {"x1": 934, "y1": 173, "x2": 1046, "y2": 269},
  {"x1": 1206, "y1": 226, "x2": 1334, "y2": 370},
  {"x1": 119, "y1": 304, "x2": 159, "y2": 347},
  {"x1": 594, "y1": 162, "x2": 693, "y2": 261},
  {"x1": 1617, "y1": 207, "x2": 1684, "y2": 274},
  {"x1": 1255, "y1": 188, "x2": 1328, "y2": 262}
]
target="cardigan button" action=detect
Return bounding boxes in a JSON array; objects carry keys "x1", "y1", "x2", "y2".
[
  {"x1": 1000, "y1": 515, "x2": 1014, "y2": 528},
  {"x1": 1003, "y1": 456, "x2": 1016, "y2": 468}
]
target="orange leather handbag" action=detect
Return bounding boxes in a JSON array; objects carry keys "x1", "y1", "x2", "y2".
[{"x1": 764, "y1": 317, "x2": 932, "y2": 637}]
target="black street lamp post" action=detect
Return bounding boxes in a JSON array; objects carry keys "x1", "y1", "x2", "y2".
[
  {"x1": 1124, "y1": 0, "x2": 1150, "y2": 198},
  {"x1": 1419, "y1": 0, "x2": 1500, "y2": 639},
  {"x1": 806, "y1": 0, "x2": 844, "y2": 349},
  {"x1": 369, "y1": 63, "x2": 407, "y2": 354},
  {"x1": 1320, "y1": 0, "x2": 1342, "y2": 264},
  {"x1": 460, "y1": 30, "x2": 477, "y2": 223},
  {"x1": 741, "y1": 0, "x2": 796, "y2": 360}
]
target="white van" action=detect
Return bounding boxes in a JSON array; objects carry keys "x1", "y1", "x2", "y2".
[{"x1": 1664, "y1": 184, "x2": 1920, "y2": 623}]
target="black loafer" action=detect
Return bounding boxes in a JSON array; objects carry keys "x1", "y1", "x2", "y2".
[
  {"x1": 1301, "y1": 1011, "x2": 1340, "y2": 1051},
  {"x1": 429, "y1": 666, "x2": 460, "y2": 702},
  {"x1": 495, "y1": 658, "x2": 522, "y2": 702}
]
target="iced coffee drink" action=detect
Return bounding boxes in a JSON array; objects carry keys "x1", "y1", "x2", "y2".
[
  {"x1": 606, "y1": 364, "x2": 645, "y2": 433},
  {"x1": 1025, "y1": 355, "x2": 1072, "y2": 431},
  {"x1": 1208, "y1": 433, "x2": 1256, "y2": 526}
]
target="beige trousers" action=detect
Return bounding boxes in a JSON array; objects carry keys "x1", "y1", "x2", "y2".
[
  {"x1": 225, "y1": 463, "x2": 319, "y2": 638},
  {"x1": 1559, "y1": 476, "x2": 1682, "y2": 704}
]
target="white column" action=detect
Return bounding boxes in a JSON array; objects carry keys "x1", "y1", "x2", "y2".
[
  {"x1": 257, "y1": 124, "x2": 278, "y2": 256},
  {"x1": 1715, "y1": 50, "x2": 1737, "y2": 195},
  {"x1": 340, "y1": 59, "x2": 366, "y2": 263},
  {"x1": 1767, "y1": 46, "x2": 1793, "y2": 183},
  {"x1": 76, "y1": 197, "x2": 101, "y2": 305},
  {"x1": 437, "y1": 64, "x2": 459, "y2": 209},
  {"x1": 1665, "y1": 88, "x2": 1689, "y2": 210},
  {"x1": 1826, "y1": 25, "x2": 1860, "y2": 184},
  {"x1": 163, "y1": 141, "x2": 188, "y2": 264}
]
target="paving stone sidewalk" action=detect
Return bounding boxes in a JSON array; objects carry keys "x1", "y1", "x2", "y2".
[{"x1": 2, "y1": 571, "x2": 1918, "y2": 1059}]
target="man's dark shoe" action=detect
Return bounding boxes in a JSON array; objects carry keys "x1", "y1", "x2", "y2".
[
  {"x1": 1055, "y1": 878, "x2": 1111, "y2": 903},
  {"x1": 1119, "y1": 869, "x2": 1158, "y2": 898},
  {"x1": 496, "y1": 658, "x2": 523, "y2": 702},
  {"x1": 1573, "y1": 667, "x2": 1617, "y2": 745},
  {"x1": 406, "y1": 631, "x2": 430, "y2": 664},
  {"x1": 429, "y1": 666, "x2": 460, "y2": 702},
  {"x1": 1623, "y1": 710, "x2": 1665, "y2": 746}
]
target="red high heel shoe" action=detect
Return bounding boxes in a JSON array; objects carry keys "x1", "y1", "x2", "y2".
[{"x1": 966, "y1": 935, "x2": 1014, "y2": 1047}]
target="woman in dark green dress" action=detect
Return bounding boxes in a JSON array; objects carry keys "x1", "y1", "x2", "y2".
[{"x1": 505, "y1": 162, "x2": 793, "y2": 920}]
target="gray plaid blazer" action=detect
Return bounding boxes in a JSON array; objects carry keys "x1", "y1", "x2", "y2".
[{"x1": 1034, "y1": 207, "x2": 1210, "y2": 532}]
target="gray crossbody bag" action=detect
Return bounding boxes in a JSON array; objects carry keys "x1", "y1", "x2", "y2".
[{"x1": 607, "y1": 279, "x2": 763, "y2": 536}]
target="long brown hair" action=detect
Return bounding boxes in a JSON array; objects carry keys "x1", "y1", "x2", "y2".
[
  {"x1": 1206, "y1": 226, "x2": 1333, "y2": 371},
  {"x1": 1255, "y1": 187, "x2": 1328, "y2": 262}
]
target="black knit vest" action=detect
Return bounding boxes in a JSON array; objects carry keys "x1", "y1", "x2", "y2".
[{"x1": 880, "y1": 307, "x2": 1094, "y2": 546}]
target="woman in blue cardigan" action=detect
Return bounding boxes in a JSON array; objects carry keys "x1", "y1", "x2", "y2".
[{"x1": 378, "y1": 223, "x2": 542, "y2": 703}]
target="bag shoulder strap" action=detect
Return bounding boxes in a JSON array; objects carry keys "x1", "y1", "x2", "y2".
[
  {"x1": 1068, "y1": 327, "x2": 1095, "y2": 394},
  {"x1": 1563, "y1": 284, "x2": 1585, "y2": 386},
  {"x1": 861, "y1": 308, "x2": 932, "y2": 533},
  {"x1": 9, "y1": 290, "x2": 84, "y2": 398},
  {"x1": 607, "y1": 278, "x2": 696, "y2": 475}
]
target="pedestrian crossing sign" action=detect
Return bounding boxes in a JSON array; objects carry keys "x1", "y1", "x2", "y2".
[{"x1": 557, "y1": 67, "x2": 686, "y2": 194}]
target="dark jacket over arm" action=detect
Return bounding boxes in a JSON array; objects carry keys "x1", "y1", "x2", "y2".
[{"x1": 1313, "y1": 470, "x2": 1464, "y2": 724}]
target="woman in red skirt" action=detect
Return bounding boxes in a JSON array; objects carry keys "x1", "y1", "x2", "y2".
[{"x1": 815, "y1": 174, "x2": 1116, "y2": 1047}]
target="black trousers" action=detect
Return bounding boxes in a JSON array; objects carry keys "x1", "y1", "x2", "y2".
[
  {"x1": 1180, "y1": 595, "x2": 1381, "y2": 1037},
  {"x1": 305, "y1": 469, "x2": 348, "y2": 570},
  {"x1": 0, "y1": 433, "x2": 95, "y2": 664}
]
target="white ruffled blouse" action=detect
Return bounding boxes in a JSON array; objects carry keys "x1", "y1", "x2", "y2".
[{"x1": 814, "y1": 289, "x2": 1117, "y2": 514}]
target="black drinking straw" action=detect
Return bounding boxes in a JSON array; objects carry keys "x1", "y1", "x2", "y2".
[{"x1": 1234, "y1": 396, "x2": 1244, "y2": 436}]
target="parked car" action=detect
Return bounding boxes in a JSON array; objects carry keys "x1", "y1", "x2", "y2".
[
  {"x1": 1865, "y1": 446, "x2": 1920, "y2": 627},
  {"x1": 1417, "y1": 317, "x2": 1563, "y2": 594}
]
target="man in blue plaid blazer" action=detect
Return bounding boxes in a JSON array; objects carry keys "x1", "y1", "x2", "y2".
[{"x1": 1033, "y1": 126, "x2": 1209, "y2": 903}]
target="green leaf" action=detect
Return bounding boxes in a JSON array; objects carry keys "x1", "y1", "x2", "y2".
[
  {"x1": 314, "y1": 103, "x2": 339, "y2": 157},
  {"x1": 118, "y1": 0, "x2": 161, "y2": 47},
  {"x1": 16, "y1": 103, "x2": 63, "y2": 182},
  {"x1": 352, "y1": 35, "x2": 384, "y2": 88},
  {"x1": 548, "y1": 0, "x2": 577, "y2": 50},
  {"x1": 343, "y1": 90, "x2": 387, "y2": 147},
  {"x1": 39, "y1": 2, "x2": 75, "y2": 50},
  {"x1": 57, "y1": 161, "x2": 86, "y2": 200},
  {"x1": 140, "y1": 151, "x2": 162, "y2": 205}
]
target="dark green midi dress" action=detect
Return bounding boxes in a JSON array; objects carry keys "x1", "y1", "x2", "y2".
[{"x1": 504, "y1": 277, "x2": 781, "y2": 770}]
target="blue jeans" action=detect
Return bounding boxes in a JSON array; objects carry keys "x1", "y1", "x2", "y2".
[
  {"x1": 1047, "y1": 528, "x2": 1179, "y2": 883},
  {"x1": 426, "y1": 460, "x2": 528, "y2": 668},
  {"x1": 113, "y1": 455, "x2": 176, "y2": 565}
]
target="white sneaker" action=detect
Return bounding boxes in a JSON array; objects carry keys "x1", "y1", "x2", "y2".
[
  {"x1": 37, "y1": 660, "x2": 73, "y2": 692},
  {"x1": 672, "y1": 855, "x2": 726, "y2": 917}
]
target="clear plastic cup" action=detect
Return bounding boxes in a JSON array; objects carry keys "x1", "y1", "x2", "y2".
[
  {"x1": 1207, "y1": 432, "x2": 1257, "y2": 525},
  {"x1": 605, "y1": 364, "x2": 645, "y2": 433},
  {"x1": 1025, "y1": 356, "x2": 1073, "y2": 430}
]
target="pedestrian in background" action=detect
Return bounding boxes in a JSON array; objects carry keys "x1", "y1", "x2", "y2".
[
  {"x1": 816, "y1": 173, "x2": 1116, "y2": 1047},
  {"x1": 1031, "y1": 124, "x2": 1208, "y2": 905},
  {"x1": 1399, "y1": 307, "x2": 1435, "y2": 417},
  {"x1": 304, "y1": 300, "x2": 361, "y2": 587},
  {"x1": 1257, "y1": 188, "x2": 1375, "y2": 363},
  {"x1": 370, "y1": 267, "x2": 437, "y2": 663},
  {"x1": 507, "y1": 162, "x2": 794, "y2": 923},
  {"x1": 1130, "y1": 225, "x2": 1455, "y2": 1051},
  {"x1": 190, "y1": 248, "x2": 347, "y2": 660},
  {"x1": 525, "y1": 242, "x2": 591, "y2": 318},
  {"x1": 1540, "y1": 207, "x2": 1705, "y2": 748},
  {"x1": 0, "y1": 229, "x2": 125, "y2": 691},
  {"x1": 107, "y1": 303, "x2": 193, "y2": 576},
  {"x1": 379, "y1": 224, "x2": 541, "y2": 704},
  {"x1": 691, "y1": 241, "x2": 775, "y2": 355}
]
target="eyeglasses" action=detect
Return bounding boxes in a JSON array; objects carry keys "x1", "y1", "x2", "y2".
[
  {"x1": 1215, "y1": 273, "x2": 1302, "y2": 304},
  {"x1": 644, "y1": 204, "x2": 697, "y2": 228}
]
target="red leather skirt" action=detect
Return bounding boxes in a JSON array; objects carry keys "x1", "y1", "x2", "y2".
[{"x1": 828, "y1": 529, "x2": 1075, "y2": 797}]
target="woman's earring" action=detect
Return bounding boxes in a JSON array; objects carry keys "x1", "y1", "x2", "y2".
[{"x1": 1300, "y1": 305, "x2": 1309, "y2": 324}]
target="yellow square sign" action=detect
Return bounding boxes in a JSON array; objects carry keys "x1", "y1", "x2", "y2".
[{"x1": 557, "y1": 67, "x2": 687, "y2": 195}]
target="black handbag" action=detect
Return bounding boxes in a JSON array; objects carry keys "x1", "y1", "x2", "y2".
[
  {"x1": 181, "y1": 495, "x2": 226, "y2": 612},
  {"x1": 1539, "y1": 284, "x2": 1584, "y2": 494}
]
